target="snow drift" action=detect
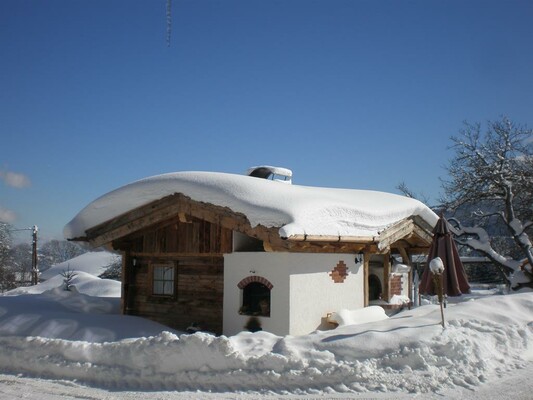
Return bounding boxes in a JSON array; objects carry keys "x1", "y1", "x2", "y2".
[
  {"x1": 39, "y1": 251, "x2": 121, "y2": 282},
  {"x1": 0, "y1": 289, "x2": 531, "y2": 394},
  {"x1": 329, "y1": 305, "x2": 388, "y2": 327},
  {"x1": 7, "y1": 270, "x2": 121, "y2": 298}
]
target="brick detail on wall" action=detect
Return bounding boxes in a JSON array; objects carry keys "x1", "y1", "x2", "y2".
[
  {"x1": 237, "y1": 275, "x2": 273, "y2": 290},
  {"x1": 329, "y1": 260, "x2": 348, "y2": 283},
  {"x1": 390, "y1": 275, "x2": 403, "y2": 296}
]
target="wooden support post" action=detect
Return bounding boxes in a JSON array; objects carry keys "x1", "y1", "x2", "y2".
[
  {"x1": 363, "y1": 249, "x2": 370, "y2": 307},
  {"x1": 399, "y1": 247, "x2": 413, "y2": 303},
  {"x1": 121, "y1": 251, "x2": 131, "y2": 315},
  {"x1": 383, "y1": 252, "x2": 391, "y2": 302}
]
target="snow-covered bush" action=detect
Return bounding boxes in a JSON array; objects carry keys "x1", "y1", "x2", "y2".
[{"x1": 60, "y1": 266, "x2": 77, "y2": 291}]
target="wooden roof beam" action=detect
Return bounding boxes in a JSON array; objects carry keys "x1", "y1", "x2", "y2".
[{"x1": 284, "y1": 234, "x2": 376, "y2": 243}]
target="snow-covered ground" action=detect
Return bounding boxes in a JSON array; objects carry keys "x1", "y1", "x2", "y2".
[
  {"x1": 1, "y1": 367, "x2": 530, "y2": 400},
  {"x1": 0, "y1": 268, "x2": 531, "y2": 399}
]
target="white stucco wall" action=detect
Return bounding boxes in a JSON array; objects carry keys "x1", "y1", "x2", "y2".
[
  {"x1": 223, "y1": 252, "x2": 290, "y2": 336},
  {"x1": 223, "y1": 252, "x2": 364, "y2": 336},
  {"x1": 289, "y1": 255, "x2": 364, "y2": 335}
]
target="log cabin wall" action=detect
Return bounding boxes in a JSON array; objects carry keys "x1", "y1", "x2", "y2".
[{"x1": 116, "y1": 216, "x2": 233, "y2": 334}]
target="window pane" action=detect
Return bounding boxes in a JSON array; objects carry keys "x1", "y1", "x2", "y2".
[
  {"x1": 154, "y1": 267, "x2": 163, "y2": 280},
  {"x1": 153, "y1": 264, "x2": 175, "y2": 296},
  {"x1": 163, "y1": 281, "x2": 174, "y2": 295},
  {"x1": 153, "y1": 280, "x2": 164, "y2": 294},
  {"x1": 164, "y1": 267, "x2": 174, "y2": 280}
]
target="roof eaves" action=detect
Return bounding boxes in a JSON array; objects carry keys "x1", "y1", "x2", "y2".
[{"x1": 283, "y1": 234, "x2": 376, "y2": 244}]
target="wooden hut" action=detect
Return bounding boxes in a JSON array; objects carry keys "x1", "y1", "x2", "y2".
[{"x1": 65, "y1": 169, "x2": 437, "y2": 336}]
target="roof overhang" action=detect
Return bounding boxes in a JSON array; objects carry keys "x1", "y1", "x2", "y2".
[{"x1": 283, "y1": 215, "x2": 434, "y2": 254}]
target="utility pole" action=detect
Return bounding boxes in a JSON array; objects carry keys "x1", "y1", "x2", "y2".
[{"x1": 31, "y1": 225, "x2": 38, "y2": 285}]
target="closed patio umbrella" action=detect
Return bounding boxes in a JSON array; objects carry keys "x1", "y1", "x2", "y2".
[{"x1": 419, "y1": 215, "x2": 471, "y2": 297}]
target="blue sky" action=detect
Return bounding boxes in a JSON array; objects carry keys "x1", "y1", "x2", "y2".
[{"x1": 1, "y1": 0, "x2": 532, "y2": 243}]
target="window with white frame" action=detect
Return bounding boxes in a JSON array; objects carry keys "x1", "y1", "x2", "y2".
[{"x1": 152, "y1": 264, "x2": 175, "y2": 296}]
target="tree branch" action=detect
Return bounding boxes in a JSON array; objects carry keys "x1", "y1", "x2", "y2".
[{"x1": 448, "y1": 218, "x2": 517, "y2": 277}]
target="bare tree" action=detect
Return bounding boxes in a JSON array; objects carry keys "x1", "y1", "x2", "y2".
[
  {"x1": 0, "y1": 222, "x2": 11, "y2": 265},
  {"x1": 441, "y1": 117, "x2": 533, "y2": 289},
  {"x1": 9, "y1": 242, "x2": 32, "y2": 285},
  {"x1": 396, "y1": 181, "x2": 431, "y2": 205},
  {"x1": 0, "y1": 222, "x2": 16, "y2": 291},
  {"x1": 99, "y1": 257, "x2": 122, "y2": 281},
  {"x1": 39, "y1": 240, "x2": 86, "y2": 272}
]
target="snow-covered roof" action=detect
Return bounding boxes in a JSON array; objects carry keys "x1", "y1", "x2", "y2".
[{"x1": 64, "y1": 171, "x2": 438, "y2": 241}]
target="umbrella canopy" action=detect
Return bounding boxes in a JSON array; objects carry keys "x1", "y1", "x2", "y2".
[{"x1": 419, "y1": 216, "x2": 471, "y2": 296}]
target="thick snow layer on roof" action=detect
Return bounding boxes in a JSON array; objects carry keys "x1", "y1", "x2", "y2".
[{"x1": 64, "y1": 171, "x2": 438, "y2": 240}]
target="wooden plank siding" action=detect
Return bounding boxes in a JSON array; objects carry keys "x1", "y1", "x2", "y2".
[{"x1": 117, "y1": 216, "x2": 232, "y2": 334}]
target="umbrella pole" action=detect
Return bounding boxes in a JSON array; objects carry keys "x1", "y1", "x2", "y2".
[
  {"x1": 433, "y1": 274, "x2": 445, "y2": 328},
  {"x1": 439, "y1": 299, "x2": 445, "y2": 328}
]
